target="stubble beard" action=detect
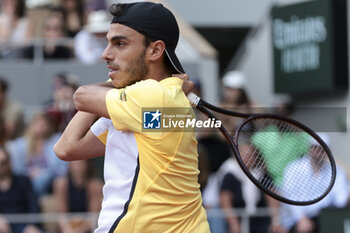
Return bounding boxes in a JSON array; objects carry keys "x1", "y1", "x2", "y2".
[{"x1": 114, "y1": 49, "x2": 149, "y2": 88}]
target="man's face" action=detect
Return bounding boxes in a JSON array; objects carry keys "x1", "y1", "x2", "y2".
[{"x1": 102, "y1": 23, "x2": 149, "y2": 88}]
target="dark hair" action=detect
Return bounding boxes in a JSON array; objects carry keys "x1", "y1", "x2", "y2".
[
  {"x1": 109, "y1": 3, "x2": 125, "y2": 17},
  {"x1": 0, "y1": 78, "x2": 8, "y2": 93}
]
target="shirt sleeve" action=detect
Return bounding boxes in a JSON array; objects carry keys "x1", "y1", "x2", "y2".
[
  {"x1": 91, "y1": 117, "x2": 110, "y2": 145},
  {"x1": 105, "y1": 80, "x2": 163, "y2": 132}
]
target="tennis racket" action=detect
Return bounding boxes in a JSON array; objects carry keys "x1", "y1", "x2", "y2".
[{"x1": 188, "y1": 93, "x2": 336, "y2": 205}]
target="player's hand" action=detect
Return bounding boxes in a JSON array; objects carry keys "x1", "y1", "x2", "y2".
[{"x1": 172, "y1": 73, "x2": 194, "y2": 95}]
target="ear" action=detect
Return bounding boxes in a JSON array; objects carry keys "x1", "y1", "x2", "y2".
[{"x1": 147, "y1": 40, "x2": 166, "y2": 62}]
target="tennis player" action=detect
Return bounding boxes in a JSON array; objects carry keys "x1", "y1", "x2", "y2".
[{"x1": 54, "y1": 2, "x2": 210, "y2": 233}]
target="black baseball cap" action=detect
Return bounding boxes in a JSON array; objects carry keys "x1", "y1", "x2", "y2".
[{"x1": 110, "y1": 2, "x2": 185, "y2": 74}]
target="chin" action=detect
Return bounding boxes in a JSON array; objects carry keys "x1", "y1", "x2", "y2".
[
  {"x1": 115, "y1": 80, "x2": 142, "y2": 89},
  {"x1": 112, "y1": 82, "x2": 123, "y2": 89},
  {"x1": 109, "y1": 77, "x2": 122, "y2": 88},
  {"x1": 111, "y1": 80, "x2": 128, "y2": 89}
]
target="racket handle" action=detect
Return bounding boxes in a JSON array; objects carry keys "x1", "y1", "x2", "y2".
[{"x1": 187, "y1": 92, "x2": 201, "y2": 108}]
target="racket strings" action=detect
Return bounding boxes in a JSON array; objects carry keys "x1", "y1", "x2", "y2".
[
  {"x1": 240, "y1": 119, "x2": 268, "y2": 170},
  {"x1": 235, "y1": 117, "x2": 333, "y2": 203}
]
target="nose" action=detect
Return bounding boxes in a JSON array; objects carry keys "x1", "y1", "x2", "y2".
[{"x1": 102, "y1": 45, "x2": 113, "y2": 61}]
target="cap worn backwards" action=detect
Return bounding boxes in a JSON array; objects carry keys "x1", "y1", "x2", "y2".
[{"x1": 110, "y1": 2, "x2": 185, "y2": 74}]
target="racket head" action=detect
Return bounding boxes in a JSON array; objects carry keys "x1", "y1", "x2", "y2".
[{"x1": 233, "y1": 114, "x2": 336, "y2": 205}]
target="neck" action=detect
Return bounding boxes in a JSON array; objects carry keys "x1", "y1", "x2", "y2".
[{"x1": 144, "y1": 63, "x2": 172, "y2": 82}]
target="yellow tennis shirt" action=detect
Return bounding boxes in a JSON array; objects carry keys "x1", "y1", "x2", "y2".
[{"x1": 91, "y1": 78, "x2": 210, "y2": 233}]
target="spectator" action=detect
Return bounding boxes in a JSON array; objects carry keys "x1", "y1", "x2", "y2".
[
  {"x1": 51, "y1": 72, "x2": 71, "y2": 94},
  {"x1": 7, "y1": 112, "x2": 68, "y2": 197},
  {"x1": 191, "y1": 76, "x2": 209, "y2": 192},
  {"x1": 273, "y1": 96, "x2": 294, "y2": 116},
  {"x1": 219, "y1": 70, "x2": 262, "y2": 135},
  {"x1": 198, "y1": 127, "x2": 231, "y2": 233},
  {"x1": 221, "y1": 71, "x2": 250, "y2": 107},
  {"x1": 278, "y1": 133, "x2": 349, "y2": 233},
  {"x1": 218, "y1": 157, "x2": 271, "y2": 233},
  {"x1": 46, "y1": 75, "x2": 78, "y2": 132},
  {"x1": 191, "y1": 76, "x2": 230, "y2": 233},
  {"x1": 74, "y1": 10, "x2": 109, "y2": 64},
  {"x1": 53, "y1": 160, "x2": 103, "y2": 233},
  {"x1": 0, "y1": 147, "x2": 42, "y2": 233},
  {"x1": 61, "y1": 0, "x2": 85, "y2": 38},
  {"x1": 21, "y1": 12, "x2": 74, "y2": 60},
  {"x1": 0, "y1": 0, "x2": 32, "y2": 58},
  {"x1": 0, "y1": 78, "x2": 25, "y2": 140},
  {"x1": 251, "y1": 124, "x2": 310, "y2": 187}
]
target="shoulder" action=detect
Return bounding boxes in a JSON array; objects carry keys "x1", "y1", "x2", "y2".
[
  {"x1": 127, "y1": 79, "x2": 163, "y2": 93},
  {"x1": 126, "y1": 77, "x2": 183, "y2": 94},
  {"x1": 108, "y1": 79, "x2": 163, "y2": 106}
]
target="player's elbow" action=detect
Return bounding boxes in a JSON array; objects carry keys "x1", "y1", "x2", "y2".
[
  {"x1": 73, "y1": 86, "x2": 87, "y2": 111},
  {"x1": 54, "y1": 141, "x2": 75, "y2": 161}
]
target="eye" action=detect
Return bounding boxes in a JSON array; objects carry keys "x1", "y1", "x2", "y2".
[{"x1": 116, "y1": 41, "x2": 126, "y2": 47}]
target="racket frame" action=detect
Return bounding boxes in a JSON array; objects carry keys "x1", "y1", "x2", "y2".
[
  {"x1": 234, "y1": 114, "x2": 337, "y2": 205},
  {"x1": 190, "y1": 93, "x2": 337, "y2": 205}
]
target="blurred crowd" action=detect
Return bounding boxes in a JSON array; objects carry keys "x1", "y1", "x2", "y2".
[
  {"x1": 0, "y1": 74, "x2": 104, "y2": 233},
  {"x1": 194, "y1": 71, "x2": 350, "y2": 233},
  {"x1": 0, "y1": 1, "x2": 349, "y2": 232},
  {"x1": 0, "y1": 0, "x2": 110, "y2": 64}
]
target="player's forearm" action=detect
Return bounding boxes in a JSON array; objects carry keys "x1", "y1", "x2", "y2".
[
  {"x1": 73, "y1": 83, "x2": 112, "y2": 118},
  {"x1": 54, "y1": 111, "x2": 98, "y2": 160}
]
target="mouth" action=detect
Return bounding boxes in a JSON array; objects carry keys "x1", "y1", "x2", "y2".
[{"x1": 107, "y1": 65, "x2": 119, "y2": 76}]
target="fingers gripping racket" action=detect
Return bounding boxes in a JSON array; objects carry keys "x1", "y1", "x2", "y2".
[{"x1": 188, "y1": 93, "x2": 336, "y2": 205}]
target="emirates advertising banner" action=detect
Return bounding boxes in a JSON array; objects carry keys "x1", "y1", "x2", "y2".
[{"x1": 272, "y1": 0, "x2": 348, "y2": 94}]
